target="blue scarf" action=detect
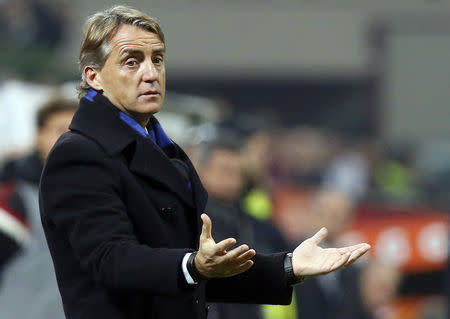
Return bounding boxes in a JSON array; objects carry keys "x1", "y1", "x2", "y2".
[
  {"x1": 85, "y1": 88, "x2": 191, "y2": 189},
  {"x1": 86, "y1": 88, "x2": 172, "y2": 149}
]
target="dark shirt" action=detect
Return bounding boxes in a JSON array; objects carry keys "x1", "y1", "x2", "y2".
[
  {"x1": 206, "y1": 197, "x2": 288, "y2": 319},
  {"x1": 0, "y1": 151, "x2": 43, "y2": 185},
  {"x1": 0, "y1": 152, "x2": 42, "y2": 277}
]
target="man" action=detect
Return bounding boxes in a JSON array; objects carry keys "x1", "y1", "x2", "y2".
[
  {"x1": 195, "y1": 135, "x2": 291, "y2": 319},
  {"x1": 294, "y1": 189, "x2": 363, "y2": 319},
  {"x1": 0, "y1": 97, "x2": 75, "y2": 272},
  {"x1": 0, "y1": 97, "x2": 76, "y2": 318},
  {"x1": 39, "y1": 6, "x2": 370, "y2": 319},
  {"x1": 354, "y1": 260, "x2": 402, "y2": 319},
  {"x1": 240, "y1": 130, "x2": 274, "y2": 221}
]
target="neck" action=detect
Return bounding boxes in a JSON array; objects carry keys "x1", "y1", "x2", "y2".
[
  {"x1": 101, "y1": 91, "x2": 150, "y2": 128},
  {"x1": 122, "y1": 110, "x2": 150, "y2": 128}
]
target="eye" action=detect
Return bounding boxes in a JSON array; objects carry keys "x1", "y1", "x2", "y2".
[
  {"x1": 153, "y1": 56, "x2": 163, "y2": 65},
  {"x1": 125, "y1": 59, "x2": 138, "y2": 67}
]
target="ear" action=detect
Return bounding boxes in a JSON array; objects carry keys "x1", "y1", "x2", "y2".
[
  {"x1": 36, "y1": 127, "x2": 44, "y2": 142},
  {"x1": 84, "y1": 66, "x2": 103, "y2": 92},
  {"x1": 35, "y1": 126, "x2": 46, "y2": 152}
]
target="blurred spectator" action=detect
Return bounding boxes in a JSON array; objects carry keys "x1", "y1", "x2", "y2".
[
  {"x1": 348, "y1": 260, "x2": 402, "y2": 319},
  {"x1": 0, "y1": 95, "x2": 76, "y2": 268},
  {"x1": 0, "y1": 181, "x2": 28, "y2": 272},
  {"x1": 294, "y1": 189, "x2": 361, "y2": 319},
  {"x1": 241, "y1": 130, "x2": 274, "y2": 221},
  {"x1": 273, "y1": 127, "x2": 333, "y2": 187},
  {"x1": 306, "y1": 189, "x2": 357, "y2": 244},
  {"x1": 0, "y1": 97, "x2": 76, "y2": 183},
  {"x1": 372, "y1": 143, "x2": 419, "y2": 204},
  {"x1": 0, "y1": 97, "x2": 76, "y2": 319},
  {"x1": 414, "y1": 140, "x2": 450, "y2": 208},
  {"x1": 322, "y1": 148, "x2": 370, "y2": 202},
  {"x1": 196, "y1": 134, "x2": 295, "y2": 319}
]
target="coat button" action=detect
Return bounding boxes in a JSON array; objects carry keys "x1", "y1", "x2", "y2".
[
  {"x1": 160, "y1": 207, "x2": 174, "y2": 221},
  {"x1": 161, "y1": 207, "x2": 173, "y2": 214}
]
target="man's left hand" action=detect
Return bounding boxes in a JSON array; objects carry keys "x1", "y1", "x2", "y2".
[{"x1": 292, "y1": 227, "x2": 370, "y2": 277}]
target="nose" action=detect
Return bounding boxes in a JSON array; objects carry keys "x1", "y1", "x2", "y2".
[{"x1": 142, "y1": 60, "x2": 158, "y2": 82}]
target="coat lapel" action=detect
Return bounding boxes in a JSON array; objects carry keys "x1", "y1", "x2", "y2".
[
  {"x1": 129, "y1": 138, "x2": 195, "y2": 208},
  {"x1": 176, "y1": 145, "x2": 208, "y2": 212},
  {"x1": 174, "y1": 144, "x2": 208, "y2": 238},
  {"x1": 70, "y1": 93, "x2": 207, "y2": 214}
]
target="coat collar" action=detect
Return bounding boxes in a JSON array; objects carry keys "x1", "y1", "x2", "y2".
[
  {"x1": 70, "y1": 92, "x2": 137, "y2": 156},
  {"x1": 69, "y1": 92, "x2": 208, "y2": 210}
]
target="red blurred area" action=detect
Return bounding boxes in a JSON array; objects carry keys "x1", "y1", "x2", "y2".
[{"x1": 272, "y1": 186, "x2": 448, "y2": 273}]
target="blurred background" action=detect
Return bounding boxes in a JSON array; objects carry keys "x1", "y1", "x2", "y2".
[{"x1": 0, "y1": 0, "x2": 448, "y2": 319}]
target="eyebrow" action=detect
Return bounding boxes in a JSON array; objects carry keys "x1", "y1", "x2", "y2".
[
  {"x1": 152, "y1": 47, "x2": 166, "y2": 55},
  {"x1": 120, "y1": 46, "x2": 166, "y2": 57}
]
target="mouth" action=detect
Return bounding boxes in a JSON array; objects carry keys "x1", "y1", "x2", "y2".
[{"x1": 140, "y1": 90, "x2": 160, "y2": 97}]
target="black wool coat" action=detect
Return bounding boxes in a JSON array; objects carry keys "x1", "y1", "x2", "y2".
[{"x1": 39, "y1": 93, "x2": 292, "y2": 319}]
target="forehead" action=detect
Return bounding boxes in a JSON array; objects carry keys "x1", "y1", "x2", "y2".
[
  {"x1": 211, "y1": 149, "x2": 241, "y2": 163},
  {"x1": 109, "y1": 24, "x2": 164, "y2": 53},
  {"x1": 42, "y1": 110, "x2": 74, "y2": 128}
]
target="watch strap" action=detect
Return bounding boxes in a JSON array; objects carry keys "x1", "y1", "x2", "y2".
[{"x1": 284, "y1": 253, "x2": 306, "y2": 286}]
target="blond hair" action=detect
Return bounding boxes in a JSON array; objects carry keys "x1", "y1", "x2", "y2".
[{"x1": 78, "y1": 5, "x2": 165, "y2": 98}]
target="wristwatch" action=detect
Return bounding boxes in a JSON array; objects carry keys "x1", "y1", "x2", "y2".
[
  {"x1": 284, "y1": 253, "x2": 306, "y2": 286},
  {"x1": 187, "y1": 251, "x2": 206, "y2": 283}
]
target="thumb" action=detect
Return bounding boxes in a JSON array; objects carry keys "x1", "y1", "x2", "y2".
[
  {"x1": 200, "y1": 213, "x2": 213, "y2": 240},
  {"x1": 310, "y1": 227, "x2": 328, "y2": 245}
]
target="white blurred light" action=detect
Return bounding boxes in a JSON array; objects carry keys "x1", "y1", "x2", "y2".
[
  {"x1": 375, "y1": 227, "x2": 411, "y2": 267},
  {"x1": 417, "y1": 222, "x2": 448, "y2": 263}
]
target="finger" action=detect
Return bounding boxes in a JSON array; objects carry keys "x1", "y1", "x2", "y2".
[
  {"x1": 310, "y1": 227, "x2": 328, "y2": 245},
  {"x1": 200, "y1": 213, "x2": 213, "y2": 240},
  {"x1": 327, "y1": 252, "x2": 351, "y2": 272},
  {"x1": 223, "y1": 244, "x2": 251, "y2": 260},
  {"x1": 337, "y1": 243, "x2": 370, "y2": 255},
  {"x1": 346, "y1": 244, "x2": 370, "y2": 265},
  {"x1": 233, "y1": 260, "x2": 254, "y2": 275},
  {"x1": 215, "y1": 237, "x2": 237, "y2": 254},
  {"x1": 234, "y1": 249, "x2": 256, "y2": 263}
]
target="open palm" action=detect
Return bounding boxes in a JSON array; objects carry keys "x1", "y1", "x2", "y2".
[
  {"x1": 195, "y1": 214, "x2": 256, "y2": 278},
  {"x1": 292, "y1": 227, "x2": 370, "y2": 277}
]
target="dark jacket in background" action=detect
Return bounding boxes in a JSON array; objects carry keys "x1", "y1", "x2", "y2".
[
  {"x1": 0, "y1": 152, "x2": 42, "y2": 274},
  {"x1": 0, "y1": 182, "x2": 27, "y2": 272},
  {"x1": 206, "y1": 197, "x2": 289, "y2": 319},
  {"x1": 294, "y1": 248, "x2": 362, "y2": 319},
  {"x1": 39, "y1": 93, "x2": 293, "y2": 319},
  {"x1": 0, "y1": 151, "x2": 65, "y2": 318},
  {"x1": 0, "y1": 151, "x2": 43, "y2": 185}
]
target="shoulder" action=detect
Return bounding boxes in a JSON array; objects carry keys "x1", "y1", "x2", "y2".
[
  {"x1": 40, "y1": 131, "x2": 125, "y2": 206},
  {"x1": 51, "y1": 131, "x2": 106, "y2": 157},
  {"x1": 42, "y1": 131, "x2": 119, "y2": 185},
  {"x1": 45, "y1": 131, "x2": 121, "y2": 171},
  {"x1": 0, "y1": 159, "x2": 20, "y2": 182}
]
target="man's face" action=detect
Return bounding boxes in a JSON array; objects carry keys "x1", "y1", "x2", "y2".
[
  {"x1": 37, "y1": 110, "x2": 74, "y2": 161},
  {"x1": 199, "y1": 149, "x2": 243, "y2": 203},
  {"x1": 88, "y1": 24, "x2": 166, "y2": 125},
  {"x1": 310, "y1": 191, "x2": 354, "y2": 243}
]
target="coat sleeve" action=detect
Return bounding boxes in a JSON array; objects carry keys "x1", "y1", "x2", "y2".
[
  {"x1": 205, "y1": 252, "x2": 293, "y2": 305},
  {"x1": 39, "y1": 134, "x2": 191, "y2": 296}
]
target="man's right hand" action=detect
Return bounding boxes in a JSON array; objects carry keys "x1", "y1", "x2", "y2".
[{"x1": 194, "y1": 213, "x2": 256, "y2": 278}]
